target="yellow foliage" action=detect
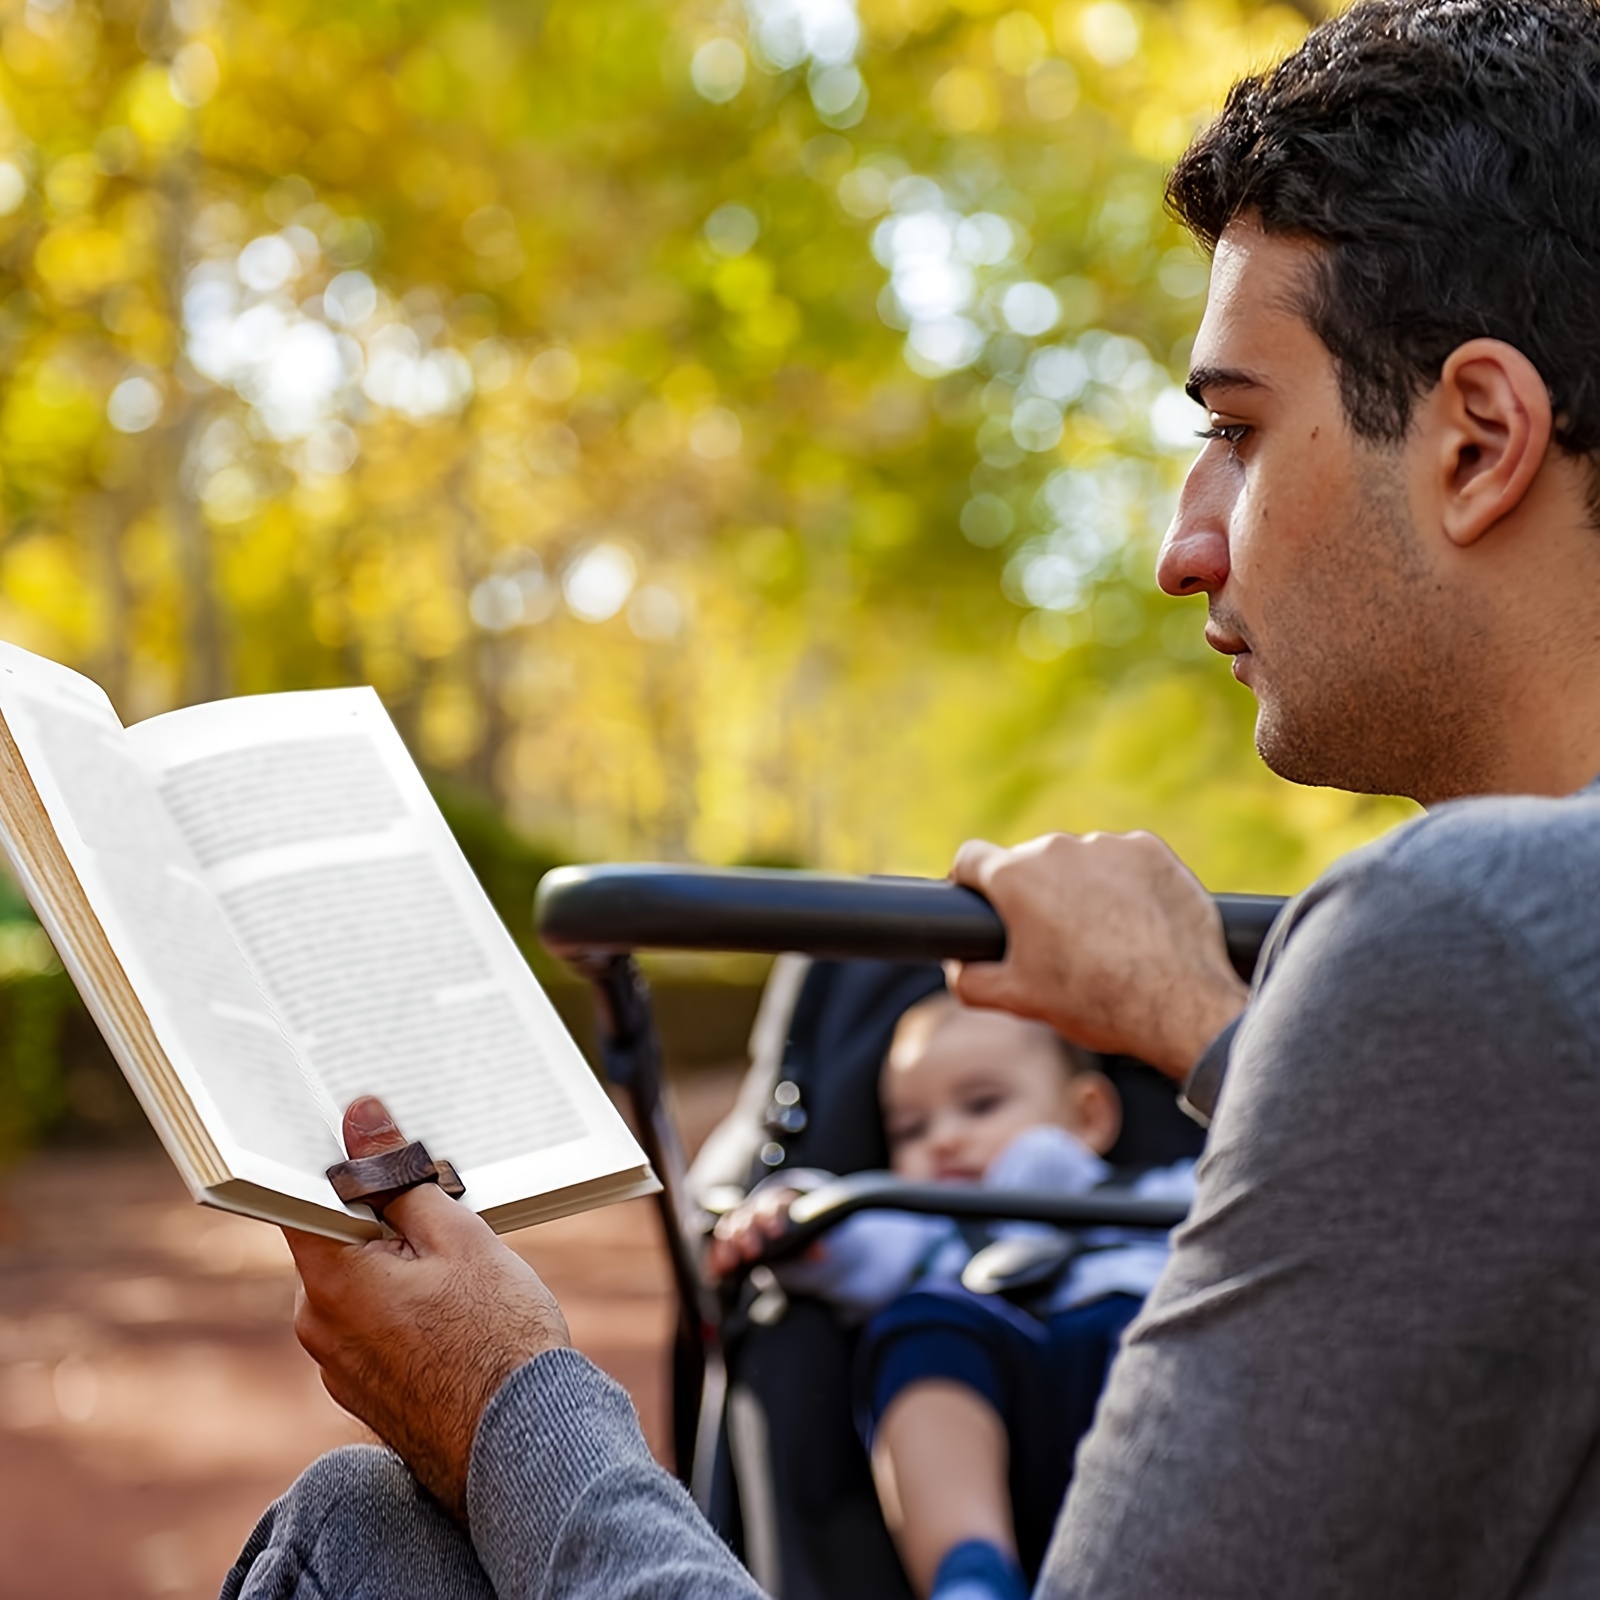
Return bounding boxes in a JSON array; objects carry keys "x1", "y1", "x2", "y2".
[
  {"x1": 408, "y1": 590, "x2": 468, "y2": 661},
  {"x1": 221, "y1": 507, "x2": 296, "y2": 608},
  {"x1": 993, "y1": 11, "x2": 1051, "y2": 73},
  {"x1": 931, "y1": 65, "x2": 1002, "y2": 132},
  {"x1": 418, "y1": 676, "x2": 485, "y2": 768},
  {"x1": 44, "y1": 152, "x2": 99, "y2": 214},
  {"x1": 125, "y1": 62, "x2": 189, "y2": 149},
  {"x1": 35, "y1": 220, "x2": 128, "y2": 301},
  {"x1": 0, "y1": 0, "x2": 1410, "y2": 901},
  {"x1": 1, "y1": 534, "x2": 97, "y2": 653}
]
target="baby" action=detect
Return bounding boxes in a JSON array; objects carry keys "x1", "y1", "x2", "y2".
[{"x1": 709, "y1": 994, "x2": 1195, "y2": 1600}]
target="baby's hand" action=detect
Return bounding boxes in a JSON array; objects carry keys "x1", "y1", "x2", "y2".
[{"x1": 706, "y1": 1187, "x2": 801, "y2": 1280}]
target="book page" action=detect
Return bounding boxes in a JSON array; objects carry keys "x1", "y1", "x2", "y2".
[
  {"x1": 126, "y1": 689, "x2": 646, "y2": 1219},
  {"x1": 0, "y1": 647, "x2": 339, "y2": 1177}
]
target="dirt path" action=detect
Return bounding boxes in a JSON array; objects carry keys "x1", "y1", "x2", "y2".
[{"x1": 0, "y1": 1072, "x2": 737, "y2": 1600}]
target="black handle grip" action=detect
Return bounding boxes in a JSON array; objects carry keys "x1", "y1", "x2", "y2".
[
  {"x1": 783, "y1": 1172, "x2": 1191, "y2": 1250},
  {"x1": 535, "y1": 864, "x2": 1286, "y2": 979},
  {"x1": 724, "y1": 1173, "x2": 1191, "y2": 1277}
]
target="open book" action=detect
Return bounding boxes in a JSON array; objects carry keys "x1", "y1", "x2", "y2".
[{"x1": 0, "y1": 642, "x2": 656, "y2": 1241}]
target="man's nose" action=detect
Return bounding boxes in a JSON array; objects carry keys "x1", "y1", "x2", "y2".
[{"x1": 1157, "y1": 463, "x2": 1232, "y2": 597}]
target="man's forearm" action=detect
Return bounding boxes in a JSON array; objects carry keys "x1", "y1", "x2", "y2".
[{"x1": 468, "y1": 1350, "x2": 768, "y2": 1600}]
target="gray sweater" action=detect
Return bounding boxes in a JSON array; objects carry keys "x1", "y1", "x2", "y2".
[{"x1": 466, "y1": 781, "x2": 1600, "y2": 1599}]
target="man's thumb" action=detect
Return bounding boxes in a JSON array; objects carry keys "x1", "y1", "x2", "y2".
[
  {"x1": 343, "y1": 1095, "x2": 408, "y2": 1158},
  {"x1": 340, "y1": 1094, "x2": 487, "y2": 1251},
  {"x1": 382, "y1": 1172, "x2": 487, "y2": 1252}
]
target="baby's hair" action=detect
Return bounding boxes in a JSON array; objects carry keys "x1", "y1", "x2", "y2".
[{"x1": 889, "y1": 992, "x2": 1097, "y2": 1078}]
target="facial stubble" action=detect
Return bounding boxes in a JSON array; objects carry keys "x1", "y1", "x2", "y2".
[{"x1": 1241, "y1": 451, "x2": 1499, "y2": 805}]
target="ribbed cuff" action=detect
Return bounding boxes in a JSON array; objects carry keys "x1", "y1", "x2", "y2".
[
  {"x1": 466, "y1": 1348, "x2": 654, "y2": 1595},
  {"x1": 1180, "y1": 1012, "x2": 1244, "y2": 1127}
]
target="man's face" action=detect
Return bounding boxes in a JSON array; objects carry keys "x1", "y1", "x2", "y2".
[{"x1": 1157, "y1": 220, "x2": 1491, "y2": 801}]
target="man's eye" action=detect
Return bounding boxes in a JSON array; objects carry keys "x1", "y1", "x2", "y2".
[{"x1": 1196, "y1": 422, "x2": 1250, "y2": 447}]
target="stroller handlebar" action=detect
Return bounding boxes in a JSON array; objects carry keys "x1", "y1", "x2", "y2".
[
  {"x1": 742, "y1": 1171, "x2": 1191, "y2": 1270},
  {"x1": 535, "y1": 862, "x2": 1287, "y2": 977}
]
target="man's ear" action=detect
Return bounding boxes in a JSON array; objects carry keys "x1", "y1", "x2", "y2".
[{"x1": 1433, "y1": 339, "x2": 1553, "y2": 548}]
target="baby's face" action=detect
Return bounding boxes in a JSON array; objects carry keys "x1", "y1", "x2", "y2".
[{"x1": 882, "y1": 1006, "x2": 1079, "y2": 1183}]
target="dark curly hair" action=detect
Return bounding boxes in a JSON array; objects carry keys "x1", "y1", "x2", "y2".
[{"x1": 1167, "y1": 0, "x2": 1600, "y2": 513}]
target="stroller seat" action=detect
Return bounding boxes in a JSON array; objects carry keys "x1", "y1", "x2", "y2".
[{"x1": 688, "y1": 956, "x2": 1208, "y2": 1600}]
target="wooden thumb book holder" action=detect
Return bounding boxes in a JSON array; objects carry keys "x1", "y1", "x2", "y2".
[{"x1": 326, "y1": 1140, "x2": 466, "y2": 1219}]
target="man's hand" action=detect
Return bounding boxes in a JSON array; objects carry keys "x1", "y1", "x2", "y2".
[
  {"x1": 286, "y1": 1097, "x2": 571, "y2": 1522},
  {"x1": 948, "y1": 831, "x2": 1249, "y2": 1080}
]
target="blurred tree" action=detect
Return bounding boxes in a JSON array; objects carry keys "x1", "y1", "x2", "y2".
[
  {"x1": 0, "y1": 0, "x2": 1407, "y2": 910},
  {"x1": 0, "y1": 867, "x2": 71, "y2": 1159}
]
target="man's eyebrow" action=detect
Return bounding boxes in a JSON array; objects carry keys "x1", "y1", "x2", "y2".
[{"x1": 1184, "y1": 365, "x2": 1271, "y2": 406}]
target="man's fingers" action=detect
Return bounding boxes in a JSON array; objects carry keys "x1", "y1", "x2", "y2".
[
  {"x1": 949, "y1": 837, "x2": 1001, "y2": 888},
  {"x1": 282, "y1": 1225, "x2": 350, "y2": 1277},
  {"x1": 293, "y1": 1283, "x2": 334, "y2": 1363},
  {"x1": 947, "y1": 958, "x2": 1015, "y2": 1014}
]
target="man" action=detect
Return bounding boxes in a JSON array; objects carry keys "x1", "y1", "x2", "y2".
[{"x1": 226, "y1": 2, "x2": 1600, "y2": 1596}]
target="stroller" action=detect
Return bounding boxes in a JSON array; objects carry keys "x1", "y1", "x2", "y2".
[{"x1": 536, "y1": 865, "x2": 1285, "y2": 1599}]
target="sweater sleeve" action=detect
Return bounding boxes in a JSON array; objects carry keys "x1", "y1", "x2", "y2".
[
  {"x1": 1178, "y1": 1013, "x2": 1241, "y2": 1127},
  {"x1": 467, "y1": 1349, "x2": 767, "y2": 1600},
  {"x1": 1039, "y1": 857, "x2": 1600, "y2": 1600}
]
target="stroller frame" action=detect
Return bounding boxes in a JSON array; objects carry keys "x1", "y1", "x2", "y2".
[{"x1": 536, "y1": 862, "x2": 1286, "y2": 1507}]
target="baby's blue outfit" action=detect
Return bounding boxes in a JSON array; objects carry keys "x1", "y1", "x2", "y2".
[
  {"x1": 758, "y1": 1125, "x2": 1196, "y2": 1580},
  {"x1": 768, "y1": 1124, "x2": 1194, "y2": 1320}
]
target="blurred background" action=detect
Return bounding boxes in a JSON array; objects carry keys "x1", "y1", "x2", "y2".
[{"x1": 0, "y1": 0, "x2": 1406, "y2": 1591}]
